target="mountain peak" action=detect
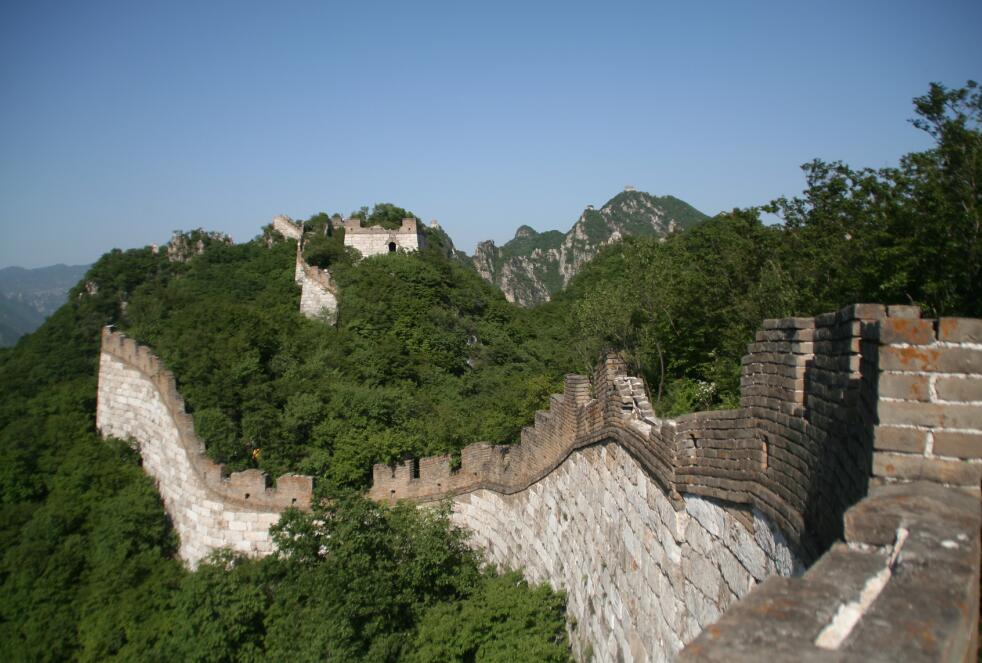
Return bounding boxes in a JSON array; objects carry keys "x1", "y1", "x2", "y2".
[{"x1": 470, "y1": 189, "x2": 709, "y2": 306}]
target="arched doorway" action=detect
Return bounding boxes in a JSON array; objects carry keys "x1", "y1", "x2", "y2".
[{"x1": 388, "y1": 242, "x2": 397, "y2": 253}]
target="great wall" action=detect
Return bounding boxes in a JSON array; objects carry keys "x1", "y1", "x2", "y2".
[{"x1": 96, "y1": 302, "x2": 982, "y2": 662}]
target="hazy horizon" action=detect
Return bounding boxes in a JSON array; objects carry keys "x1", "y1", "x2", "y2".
[{"x1": 2, "y1": 0, "x2": 980, "y2": 269}]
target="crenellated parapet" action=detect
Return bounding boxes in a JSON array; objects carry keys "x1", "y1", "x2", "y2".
[
  {"x1": 373, "y1": 304, "x2": 982, "y2": 557},
  {"x1": 97, "y1": 328, "x2": 312, "y2": 566}
]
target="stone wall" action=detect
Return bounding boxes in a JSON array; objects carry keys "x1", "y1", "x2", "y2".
[
  {"x1": 454, "y1": 444, "x2": 799, "y2": 661},
  {"x1": 295, "y1": 251, "x2": 339, "y2": 324},
  {"x1": 869, "y1": 316, "x2": 982, "y2": 485},
  {"x1": 342, "y1": 217, "x2": 427, "y2": 257},
  {"x1": 370, "y1": 305, "x2": 982, "y2": 661},
  {"x1": 96, "y1": 328, "x2": 313, "y2": 568},
  {"x1": 272, "y1": 215, "x2": 302, "y2": 241}
]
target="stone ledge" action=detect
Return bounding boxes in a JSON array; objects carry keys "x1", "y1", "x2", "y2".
[{"x1": 679, "y1": 482, "x2": 981, "y2": 662}]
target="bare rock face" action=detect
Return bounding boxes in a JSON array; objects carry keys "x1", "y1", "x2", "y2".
[
  {"x1": 470, "y1": 188, "x2": 707, "y2": 306},
  {"x1": 167, "y1": 229, "x2": 233, "y2": 263}
]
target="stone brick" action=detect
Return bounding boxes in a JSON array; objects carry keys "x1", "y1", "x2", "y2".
[
  {"x1": 938, "y1": 317, "x2": 982, "y2": 343},
  {"x1": 877, "y1": 373, "x2": 930, "y2": 401},
  {"x1": 878, "y1": 345, "x2": 982, "y2": 373},
  {"x1": 873, "y1": 426, "x2": 927, "y2": 453},
  {"x1": 839, "y1": 303, "x2": 887, "y2": 321},
  {"x1": 935, "y1": 377, "x2": 982, "y2": 403},
  {"x1": 873, "y1": 452, "x2": 982, "y2": 485},
  {"x1": 877, "y1": 318, "x2": 935, "y2": 345},
  {"x1": 877, "y1": 400, "x2": 982, "y2": 429},
  {"x1": 887, "y1": 304, "x2": 922, "y2": 319},
  {"x1": 933, "y1": 432, "x2": 982, "y2": 459}
]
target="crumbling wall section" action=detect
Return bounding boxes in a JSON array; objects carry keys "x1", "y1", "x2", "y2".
[
  {"x1": 296, "y1": 252, "x2": 339, "y2": 324},
  {"x1": 272, "y1": 215, "x2": 302, "y2": 241},
  {"x1": 680, "y1": 480, "x2": 980, "y2": 662}
]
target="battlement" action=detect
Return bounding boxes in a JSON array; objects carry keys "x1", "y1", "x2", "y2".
[
  {"x1": 369, "y1": 304, "x2": 982, "y2": 660},
  {"x1": 342, "y1": 217, "x2": 419, "y2": 234},
  {"x1": 99, "y1": 329, "x2": 313, "y2": 508},
  {"x1": 373, "y1": 304, "x2": 981, "y2": 546}
]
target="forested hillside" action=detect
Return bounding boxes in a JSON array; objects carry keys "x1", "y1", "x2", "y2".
[
  {"x1": 0, "y1": 244, "x2": 571, "y2": 661},
  {"x1": 116, "y1": 229, "x2": 578, "y2": 489},
  {"x1": 0, "y1": 81, "x2": 978, "y2": 662}
]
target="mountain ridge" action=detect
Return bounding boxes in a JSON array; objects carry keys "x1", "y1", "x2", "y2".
[{"x1": 468, "y1": 189, "x2": 708, "y2": 306}]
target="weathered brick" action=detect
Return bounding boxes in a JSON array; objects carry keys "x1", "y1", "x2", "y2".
[
  {"x1": 879, "y1": 346, "x2": 982, "y2": 373},
  {"x1": 878, "y1": 401, "x2": 982, "y2": 429},
  {"x1": 938, "y1": 317, "x2": 982, "y2": 343},
  {"x1": 839, "y1": 303, "x2": 887, "y2": 321},
  {"x1": 877, "y1": 318, "x2": 935, "y2": 345},
  {"x1": 933, "y1": 432, "x2": 982, "y2": 459},
  {"x1": 873, "y1": 426, "x2": 927, "y2": 453},
  {"x1": 935, "y1": 377, "x2": 982, "y2": 403},
  {"x1": 887, "y1": 304, "x2": 922, "y2": 319},
  {"x1": 873, "y1": 452, "x2": 982, "y2": 485},
  {"x1": 878, "y1": 373, "x2": 930, "y2": 401}
]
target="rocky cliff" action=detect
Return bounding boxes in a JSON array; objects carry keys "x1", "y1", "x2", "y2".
[{"x1": 471, "y1": 189, "x2": 708, "y2": 306}]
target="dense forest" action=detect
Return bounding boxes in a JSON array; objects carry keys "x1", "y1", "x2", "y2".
[{"x1": 0, "y1": 82, "x2": 978, "y2": 661}]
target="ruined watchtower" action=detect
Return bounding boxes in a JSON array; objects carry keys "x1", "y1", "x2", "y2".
[{"x1": 342, "y1": 218, "x2": 427, "y2": 257}]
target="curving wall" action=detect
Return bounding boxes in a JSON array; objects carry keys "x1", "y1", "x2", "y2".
[
  {"x1": 370, "y1": 304, "x2": 982, "y2": 661},
  {"x1": 96, "y1": 329, "x2": 313, "y2": 568},
  {"x1": 453, "y1": 443, "x2": 800, "y2": 661}
]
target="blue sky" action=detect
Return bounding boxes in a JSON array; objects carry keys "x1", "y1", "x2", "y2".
[{"x1": 1, "y1": 0, "x2": 979, "y2": 268}]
